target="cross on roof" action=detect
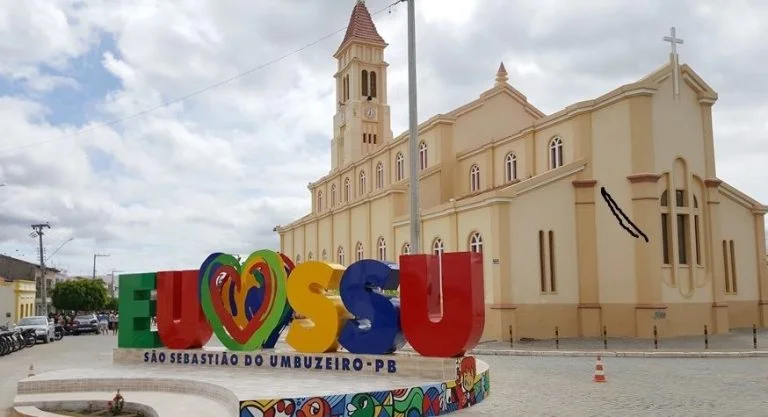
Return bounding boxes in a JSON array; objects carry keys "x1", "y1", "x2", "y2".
[{"x1": 663, "y1": 27, "x2": 684, "y2": 56}]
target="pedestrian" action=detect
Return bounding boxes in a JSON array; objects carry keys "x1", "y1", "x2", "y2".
[
  {"x1": 98, "y1": 313, "x2": 109, "y2": 335},
  {"x1": 109, "y1": 312, "x2": 117, "y2": 335}
]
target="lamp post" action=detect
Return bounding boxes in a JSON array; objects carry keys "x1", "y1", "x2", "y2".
[
  {"x1": 109, "y1": 269, "x2": 123, "y2": 298},
  {"x1": 406, "y1": 0, "x2": 421, "y2": 254},
  {"x1": 92, "y1": 253, "x2": 110, "y2": 280}
]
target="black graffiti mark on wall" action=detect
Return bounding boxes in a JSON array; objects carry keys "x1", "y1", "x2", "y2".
[{"x1": 600, "y1": 187, "x2": 649, "y2": 242}]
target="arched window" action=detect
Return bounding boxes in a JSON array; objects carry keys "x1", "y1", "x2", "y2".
[
  {"x1": 308, "y1": 251, "x2": 314, "y2": 261},
  {"x1": 660, "y1": 186, "x2": 702, "y2": 267},
  {"x1": 432, "y1": 238, "x2": 444, "y2": 257},
  {"x1": 401, "y1": 242, "x2": 411, "y2": 255},
  {"x1": 343, "y1": 75, "x2": 349, "y2": 102},
  {"x1": 355, "y1": 242, "x2": 364, "y2": 261},
  {"x1": 470, "y1": 164, "x2": 481, "y2": 192},
  {"x1": 549, "y1": 137, "x2": 563, "y2": 169},
  {"x1": 359, "y1": 171, "x2": 366, "y2": 195},
  {"x1": 317, "y1": 191, "x2": 323, "y2": 212},
  {"x1": 337, "y1": 246, "x2": 345, "y2": 265},
  {"x1": 331, "y1": 184, "x2": 337, "y2": 206},
  {"x1": 370, "y1": 71, "x2": 377, "y2": 98},
  {"x1": 377, "y1": 236, "x2": 387, "y2": 260},
  {"x1": 505, "y1": 152, "x2": 517, "y2": 182},
  {"x1": 295, "y1": 254, "x2": 301, "y2": 263},
  {"x1": 321, "y1": 249, "x2": 328, "y2": 261},
  {"x1": 344, "y1": 177, "x2": 350, "y2": 202},
  {"x1": 361, "y1": 70, "x2": 369, "y2": 97},
  {"x1": 395, "y1": 152, "x2": 405, "y2": 181},
  {"x1": 375, "y1": 162, "x2": 384, "y2": 189},
  {"x1": 469, "y1": 232, "x2": 483, "y2": 253},
  {"x1": 418, "y1": 142, "x2": 428, "y2": 170}
]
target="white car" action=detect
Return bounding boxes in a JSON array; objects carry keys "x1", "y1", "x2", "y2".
[{"x1": 16, "y1": 316, "x2": 55, "y2": 344}]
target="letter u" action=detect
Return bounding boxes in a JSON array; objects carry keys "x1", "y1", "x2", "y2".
[
  {"x1": 156, "y1": 270, "x2": 213, "y2": 349},
  {"x1": 399, "y1": 252, "x2": 485, "y2": 357}
]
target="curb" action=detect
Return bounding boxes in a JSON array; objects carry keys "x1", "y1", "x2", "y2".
[
  {"x1": 468, "y1": 349, "x2": 768, "y2": 358},
  {"x1": 400, "y1": 347, "x2": 768, "y2": 358}
]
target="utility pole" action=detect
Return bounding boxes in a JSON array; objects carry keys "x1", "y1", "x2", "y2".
[
  {"x1": 31, "y1": 223, "x2": 51, "y2": 316},
  {"x1": 109, "y1": 269, "x2": 123, "y2": 298},
  {"x1": 406, "y1": 0, "x2": 421, "y2": 254},
  {"x1": 93, "y1": 253, "x2": 110, "y2": 281}
]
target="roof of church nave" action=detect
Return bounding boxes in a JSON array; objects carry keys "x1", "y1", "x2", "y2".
[{"x1": 336, "y1": 0, "x2": 387, "y2": 56}]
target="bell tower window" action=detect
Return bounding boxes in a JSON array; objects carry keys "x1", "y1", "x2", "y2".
[
  {"x1": 370, "y1": 71, "x2": 377, "y2": 98},
  {"x1": 361, "y1": 70, "x2": 369, "y2": 97}
]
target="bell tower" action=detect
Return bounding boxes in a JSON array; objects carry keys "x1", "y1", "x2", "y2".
[{"x1": 331, "y1": 0, "x2": 393, "y2": 171}]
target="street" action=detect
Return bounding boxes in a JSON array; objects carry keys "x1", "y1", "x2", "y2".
[{"x1": 1, "y1": 334, "x2": 767, "y2": 416}]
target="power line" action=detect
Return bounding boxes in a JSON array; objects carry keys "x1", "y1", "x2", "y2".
[{"x1": 0, "y1": 0, "x2": 404, "y2": 155}]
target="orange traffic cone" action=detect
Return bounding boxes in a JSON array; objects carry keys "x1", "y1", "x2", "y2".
[{"x1": 593, "y1": 356, "x2": 606, "y2": 383}]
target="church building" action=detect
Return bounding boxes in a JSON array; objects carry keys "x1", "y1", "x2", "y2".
[{"x1": 276, "y1": 1, "x2": 768, "y2": 341}]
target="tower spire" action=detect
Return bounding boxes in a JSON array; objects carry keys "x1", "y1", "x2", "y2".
[
  {"x1": 335, "y1": 0, "x2": 387, "y2": 57},
  {"x1": 495, "y1": 62, "x2": 508, "y2": 86}
]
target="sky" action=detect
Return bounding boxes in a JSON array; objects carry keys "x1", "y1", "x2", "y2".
[{"x1": 0, "y1": 0, "x2": 765, "y2": 277}]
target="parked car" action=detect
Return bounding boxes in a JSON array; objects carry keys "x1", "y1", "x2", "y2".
[
  {"x1": 72, "y1": 314, "x2": 100, "y2": 335},
  {"x1": 15, "y1": 316, "x2": 55, "y2": 343}
]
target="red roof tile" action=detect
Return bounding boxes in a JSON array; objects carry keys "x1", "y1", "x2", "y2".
[{"x1": 336, "y1": 0, "x2": 386, "y2": 54}]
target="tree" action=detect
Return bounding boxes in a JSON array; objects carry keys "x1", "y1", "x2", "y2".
[
  {"x1": 51, "y1": 278, "x2": 108, "y2": 312},
  {"x1": 104, "y1": 297, "x2": 118, "y2": 311}
]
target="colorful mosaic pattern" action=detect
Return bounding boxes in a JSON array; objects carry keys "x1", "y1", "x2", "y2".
[{"x1": 239, "y1": 357, "x2": 489, "y2": 417}]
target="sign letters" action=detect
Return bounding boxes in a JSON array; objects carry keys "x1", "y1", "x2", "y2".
[{"x1": 118, "y1": 250, "x2": 485, "y2": 358}]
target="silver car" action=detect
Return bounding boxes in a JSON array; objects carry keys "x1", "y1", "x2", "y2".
[{"x1": 15, "y1": 316, "x2": 55, "y2": 343}]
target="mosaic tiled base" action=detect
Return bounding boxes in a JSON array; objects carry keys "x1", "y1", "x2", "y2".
[
  {"x1": 113, "y1": 347, "x2": 460, "y2": 380},
  {"x1": 14, "y1": 358, "x2": 489, "y2": 417}
]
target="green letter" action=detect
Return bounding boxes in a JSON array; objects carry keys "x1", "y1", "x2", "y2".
[{"x1": 118, "y1": 273, "x2": 163, "y2": 348}]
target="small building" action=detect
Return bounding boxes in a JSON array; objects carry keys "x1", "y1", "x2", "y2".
[
  {"x1": 0, "y1": 254, "x2": 60, "y2": 314},
  {"x1": 0, "y1": 276, "x2": 36, "y2": 325}
]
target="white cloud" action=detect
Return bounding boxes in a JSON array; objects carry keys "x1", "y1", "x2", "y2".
[{"x1": 0, "y1": 0, "x2": 766, "y2": 276}]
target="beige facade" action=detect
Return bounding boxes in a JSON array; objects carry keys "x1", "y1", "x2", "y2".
[
  {"x1": 276, "y1": 2, "x2": 768, "y2": 341},
  {"x1": 0, "y1": 278, "x2": 36, "y2": 325}
]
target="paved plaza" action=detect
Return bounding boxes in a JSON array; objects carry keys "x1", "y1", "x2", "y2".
[{"x1": 2, "y1": 333, "x2": 768, "y2": 416}]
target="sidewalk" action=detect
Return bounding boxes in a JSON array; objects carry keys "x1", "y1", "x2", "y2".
[{"x1": 404, "y1": 327, "x2": 768, "y2": 358}]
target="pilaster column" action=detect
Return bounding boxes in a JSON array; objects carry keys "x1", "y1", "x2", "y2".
[
  {"x1": 753, "y1": 209, "x2": 768, "y2": 325},
  {"x1": 627, "y1": 173, "x2": 666, "y2": 338},
  {"x1": 699, "y1": 98, "x2": 717, "y2": 178},
  {"x1": 489, "y1": 203, "x2": 516, "y2": 339},
  {"x1": 704, "y1": 179, "x2": 729, "y2": 332},
  {"x1": 572, "y1": 179, "x2": 601, "y2": 336}
]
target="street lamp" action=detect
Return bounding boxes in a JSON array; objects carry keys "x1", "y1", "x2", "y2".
[
  {"x1": 406, "y1": 0, "x2": 421, "y2": 253},
  {"x1": 92, "y1": 253, "x2": 110, "y2": 280}
]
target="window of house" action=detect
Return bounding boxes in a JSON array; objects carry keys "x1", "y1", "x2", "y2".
[
  {"x1": 344, "y1": 177, "x2": 350, "y2": 202},
  {"x1": 432, "y1": 238, "x2": 444, "y2": 256},
  {"x1": 549, "y1": 137, "x2": 563, "y2": 169},
  {"x1": 469, "y1": 232, "x2": 483, "y2": 253},
  {"x1": 337, "y1": 246, "x2": 345, "y2": 265},
  {"x1": 358, "y1": 171, "x2": 366, "y2": 196},
  {"x1": 470, "y1": 164, "x2": 480, "y2": 192},
  {"x1": 505, "y1": 152, "x2": 517, "y2": 182},
  {"x1": 317, "y1": 191, "x2": 323, "y2": 212},
  {"x1": 308, "y1": 252, "x2": 314, "y2": 261},
  {"x1": 418, "y1": 141, "x2": 428, "y2": 171},
  {"x1": 660, "y1": 188, "x2": 702, "y2": 267},
  {"x1": 401, "y1": 242, "x2": 411, "y2": 255},
  {"x1": 321, "y1": 249, "x2": 327, "y2": 261},
  {"x1": 377, "y1": 237, "x2": 387, "y2": 260},
  {"x1": 361, "y1": 70, "x2": 369, "y2": 97},
  {"x1": 375, "y1": 162, "x2": 384, "y2": 189},
  {"x1": 723, "y1": 239, "x2": 738, "y2": 293},
  {"x1": 538, "y1": 230, "x2": 556, "y2": 293},
  {"x1": 296, "y1": 254, "x2": 301, "y2": 264},
  {"x1": 331, "y1": 184, "x2": 336, "y2": 206},
  {"x1": 395, "y1": 152, "x2": 404, "y2": 181},
  {"x1": 370, "y1": 71, "x2": 377, "y2": 98},
  {"x1": 355, "y1": 242, "x2": 364, "y2": 261}
]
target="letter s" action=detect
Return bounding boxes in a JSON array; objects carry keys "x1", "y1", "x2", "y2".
[
  {"x1": 338, "y1": 259, "x2": 404, "y2": 354},
  {"x1": 285, "y1": 261, "x2": 348, "y2": 353}
]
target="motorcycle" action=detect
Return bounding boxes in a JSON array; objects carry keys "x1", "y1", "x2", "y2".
[
  {"x1": 54, "y1": 324, "x2": 64, "y2": 340},
  {"x1": 21, "y1": 328, "x2": 37, "y2": 347}
]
